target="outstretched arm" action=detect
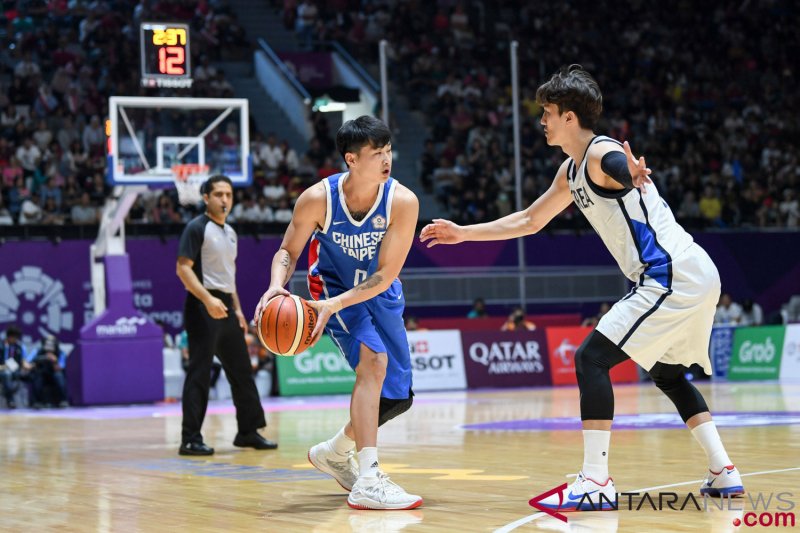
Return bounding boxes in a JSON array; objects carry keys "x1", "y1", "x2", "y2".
[{"x1": 420, "y1": 160, "x2": 573, "y2": 247}]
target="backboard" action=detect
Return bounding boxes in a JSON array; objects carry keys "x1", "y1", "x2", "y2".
[{"x1": 107, "y1": 97, "x2": 251, "y2": 186}]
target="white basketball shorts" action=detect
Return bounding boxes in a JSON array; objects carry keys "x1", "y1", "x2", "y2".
[{"x1": 597, "y1": 243, "x2": 720, "y2": 374}]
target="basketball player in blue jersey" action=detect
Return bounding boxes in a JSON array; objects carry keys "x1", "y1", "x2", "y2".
[
  {"x1": 421, "y1": 65, "x2": 744, "y2": 510},
  {"x1": 254, "y1": 116, "x2": 422, "y2": 510}
]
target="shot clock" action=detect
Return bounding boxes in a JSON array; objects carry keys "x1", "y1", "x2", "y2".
[{"x1": 140, "y1": 22, "x2": 192, "y2": 88}]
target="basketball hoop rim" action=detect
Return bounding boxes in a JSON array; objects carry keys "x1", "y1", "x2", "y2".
[{"x1": 172, "y1": 163, "x2": 210, "y2": 182}]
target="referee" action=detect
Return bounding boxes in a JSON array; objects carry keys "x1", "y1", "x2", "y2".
[{"x1": 176, "y1": 174, "x2": 277, "y2": 455}]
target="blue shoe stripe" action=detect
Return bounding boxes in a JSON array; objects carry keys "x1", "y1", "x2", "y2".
[
  {"x1": 700, "y1": 485, "x2": 744, "y2": 496},
  {"x1": 537, "y1": 500, "x2": 617, "y2": 511}
]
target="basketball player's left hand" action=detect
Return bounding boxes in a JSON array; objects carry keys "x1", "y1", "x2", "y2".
[
  {"x1": 419, "y1": 219, "x2": 464, "y2": 248},
  {"x1": 623, "y1": 141, "x2": 653, "y2": 193},
  {"x1": 306, "y1": 298, "x2": 343, "y2": 346}
]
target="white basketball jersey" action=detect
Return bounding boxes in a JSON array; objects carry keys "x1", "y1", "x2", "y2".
[{"x1": 567, "y1": 136, "x2": 694, "y2": 289}]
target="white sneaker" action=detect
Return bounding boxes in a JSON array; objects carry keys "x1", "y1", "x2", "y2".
[
  {"x1": 536, "y1": 471, "x2": 617, "y2": 512},
  {"x1": 308, "y1": 441, "x2": 359, "y2": 491},
  {"x1": 699, "y1": 465, "x2": 745, "y2": 497},
  {"x1": 347, "y1": 471, "x2": 423, "y2": 510}
]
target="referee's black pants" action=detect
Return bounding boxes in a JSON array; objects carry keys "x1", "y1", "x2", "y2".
[{"x1": 182, "y1": 291, "x2": 266, "y2": 444}]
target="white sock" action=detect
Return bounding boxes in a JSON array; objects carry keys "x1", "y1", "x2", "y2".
[
  {"x1": 582, "y1": 430, "x2": 610, "y2": 481},
  {"x1": 691, "y1": 421, "x2": 732, "y2": 471},
  {"x1": 357, "y1": 447, "x2": 380, "y2": 478},
  {"x1": 327, "y1": 426, "x2": 355, "y2": 456}
]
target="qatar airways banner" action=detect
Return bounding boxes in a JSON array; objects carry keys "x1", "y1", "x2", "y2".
[{"x1": 460, "y1": 330, "x2": 552, "y2": 388}]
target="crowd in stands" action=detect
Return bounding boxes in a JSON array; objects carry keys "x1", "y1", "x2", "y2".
[
  {"x1": 296, "y1": 0, "x2": 799, "y2": 230},
  {"x1": 2, "y1": 1, "x2": 799, "y2": 231},
  {"x1": 0, "y1": 0, "x2": 257, "y2": 227}
]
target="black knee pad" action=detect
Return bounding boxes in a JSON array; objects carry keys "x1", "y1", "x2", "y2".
[
  {"x1": 378, "y1": 390, "x2": 414, "y2": 427},
  {"x1": 648, "y1": 362, "x2": 708, "y2": 422},
  {"x1": 575, "y1": 331, "x2": 630, "y2": 420}
]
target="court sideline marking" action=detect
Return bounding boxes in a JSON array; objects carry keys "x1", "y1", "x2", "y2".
[{"x1": 494, "y1": 466, "x2": 800, "y2": 533}]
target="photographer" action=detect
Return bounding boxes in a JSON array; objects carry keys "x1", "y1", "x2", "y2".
[
  {"x1": 28, "y1": 335, "x2": 68, "y2": 408},
  {"x1": 1, "y1": 325, "x2": 31, "y2": 409}
]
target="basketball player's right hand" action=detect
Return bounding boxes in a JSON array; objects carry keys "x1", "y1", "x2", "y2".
[
  {"x1": 306, "y1": 298, "x2": 342, "y2": 346},
  {"x1": 253, "y1": 286, "x2": 290, "y2": 324},
  {"x1": 419, "y1": 218, "x2": 464, "y2": 248},
  {"x1": 204, "y1": 296, "x2": 228, "y2": 319},
  {"x1": 623, "y1": 141, "x2": 653, "y2": 193}
]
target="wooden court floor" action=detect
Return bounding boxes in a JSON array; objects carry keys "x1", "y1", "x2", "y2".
[{"x1": 1, "y1": 382, "x2": 799, "y2": 532}]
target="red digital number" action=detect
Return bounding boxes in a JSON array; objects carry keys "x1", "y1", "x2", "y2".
[{"x1": 158, "y1": 46, "x2": 185, "y2": 75}]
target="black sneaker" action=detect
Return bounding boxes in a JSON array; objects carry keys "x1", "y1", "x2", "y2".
[
  {"x1": 233, "y1": 431, "x2": 278, "y2": 450},
  {"x1": 179, "y1": 441, "x2": 215, "y2": 456}
]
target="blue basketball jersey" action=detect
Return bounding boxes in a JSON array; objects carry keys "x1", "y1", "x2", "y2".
[
  {"x1": 308, "y1": 172, "x2": 402, "y2": 300},
  {"x1": 307, "y1": 172, "x2": 412, "y2": 399}
]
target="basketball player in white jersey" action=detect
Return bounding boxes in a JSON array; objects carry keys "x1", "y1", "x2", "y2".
[
  {"x1": 255, "y1": 116, "x2": 422, "y2": 510},
  {"x1": 420, "y1": 65, "x2": 743, "y2": 510}
]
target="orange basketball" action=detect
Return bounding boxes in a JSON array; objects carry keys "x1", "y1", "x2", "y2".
[{"x1": 257, "y1": 295, "x2": 317, "y2": 356}]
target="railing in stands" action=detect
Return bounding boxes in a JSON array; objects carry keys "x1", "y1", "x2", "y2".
[
  {"x1": 256, "y1": 38, "x2": 312, "y2": 103},
  {"x1": 326, "y1": 40, "x2": 380, "y2": 94}
]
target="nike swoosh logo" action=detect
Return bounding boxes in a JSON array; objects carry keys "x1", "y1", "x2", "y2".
[
  {"x1": 707, "y1": 478, "x2": 715, "y2": 486},
  {"x1": 333, "y1": 221, "x2": 346, "y2": 225},
  {"x1": 567, "y1": 489, "x2": 598, "y2": 501}
]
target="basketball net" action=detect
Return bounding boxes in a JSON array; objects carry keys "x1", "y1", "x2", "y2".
[{"x1": 172, "y1": 164, "x2": 209, "y2": 206}]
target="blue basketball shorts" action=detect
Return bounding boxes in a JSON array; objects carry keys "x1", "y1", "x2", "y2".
[{"x1": 322, "y1": 287, "x2": 412, "y2": 400}]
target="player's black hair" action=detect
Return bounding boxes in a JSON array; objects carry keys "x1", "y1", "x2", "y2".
[
  {"x1": 536, "y1": 64, "x2": 603, "y2": 130},
  {"x1": 5, "y1": 325, "x2": 22, "y2": 340},
  {"x1": 336, "y1": 115, "x2": 391, "y2": 166},
  {"x1": 201, "y1": 174, "x2": 233, "y2": 195}
]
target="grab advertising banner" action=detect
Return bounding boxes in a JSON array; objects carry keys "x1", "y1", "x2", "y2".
[
  {"x1": 407, "y1": 330, "x2": 467, "y2": 391},
  {"x1": 728, "y1": 326, "x2": 785, "y2": 381},
  {"x1": 779, "y1": 324, "x2": 800, "y2": 381},
  {"x1": 545, "y1": 326, "x2": 639, "y2": 385},
  {"x1": 275, "y1": 335, "x2": 356, "y2": 396},
  {"x1": 460, "y1": 330, "x2": 552, "y2": 388}
]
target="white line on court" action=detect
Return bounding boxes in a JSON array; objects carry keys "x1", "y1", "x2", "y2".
[{"x1": 494, "y1": 466, "x2": 800, "y2": 533}]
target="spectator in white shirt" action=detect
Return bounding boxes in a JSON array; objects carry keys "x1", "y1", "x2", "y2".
[
  {"x1": 231, "y1": 195, "x2": 261, "y2": 223},
  {"x1": 779, "y1": 189, "x2": 798, "y2": 227},
  {"x1": 714, "y1": 293, "x2": 743, "y2": 325},
  {"x1": 19, "y1": 194, "x2": 43, "y2": 225},
  {"x1": 273, "y1": 198, "x2": 293, "y2": 224},
  {"x1": 262, "y1": 176, "x2": 286, "y2": 203},
  {"x1": 16, "y1": 138, "x2": 42, "y2": 176},
  {"x1": 739, "y1": 299, "x2": 764, "y2": 327},
  {"x1": 32, "y1": 119, "x2": 53, "y2": 151},
  {"x1": 280, "y1": 140, "x2": 299, "y2": 172},
  {"x1": 14, "y1": 52, "x2": 41, "y2": 79},
  {"x1": 83, "y1": 115, "x2": 105, "y2": 156},
  {"x1": 70, "y1": 192, "x2": 99, "y2": 225},
  {"x1": 259, "y1": 134, "x2": 283, "y2": 177},
  {"x1": 251, "y1": 196, "x2": 274, "y2": 223}
]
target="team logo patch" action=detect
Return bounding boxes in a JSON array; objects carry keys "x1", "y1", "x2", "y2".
[{"x1": 371, "y1": 215, "x2": 386, "y2": 229}]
